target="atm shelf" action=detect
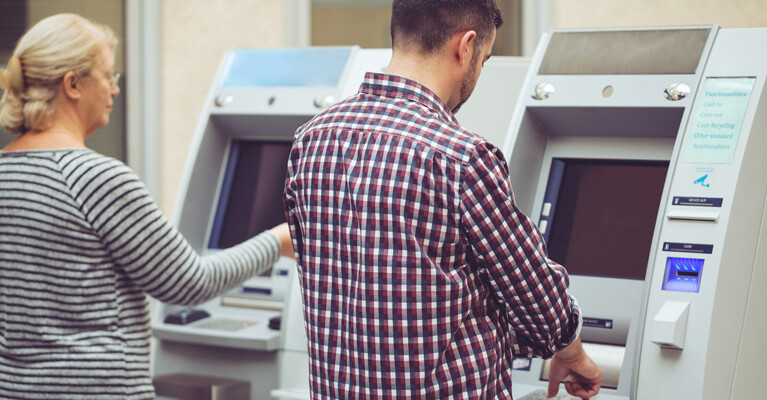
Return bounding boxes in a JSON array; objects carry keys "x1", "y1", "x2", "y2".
[
  {"x1": 153, "y1": 317, "x2": 281, "y2": 351},
  {"x1": 271, "y1": 388, "x2": 310, "y2": 400}
]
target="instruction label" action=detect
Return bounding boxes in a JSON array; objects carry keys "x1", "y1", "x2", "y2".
[{"x1": 683, "y1": 77, "x2": 755, "y2": 164}]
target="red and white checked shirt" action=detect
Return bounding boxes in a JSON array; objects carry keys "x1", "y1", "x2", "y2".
[{"x1": 284, "y1": 73, "x2": 581, "y2": 399}]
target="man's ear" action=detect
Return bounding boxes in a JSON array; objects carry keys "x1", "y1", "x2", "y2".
[
  {"x1": 456, "y1": 30, "x2": 477, "y2": 67},
  {"x1": 62, "y1": 71, "x2": 82, "y2": 100}
]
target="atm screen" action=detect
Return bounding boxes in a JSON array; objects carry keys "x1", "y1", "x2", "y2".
[
  {"x1": 544, "y1": 159, "x2": 668, "y2": 280},
  {"x1": 209, "y1": 140, "x2": 292, "y2": 250}
]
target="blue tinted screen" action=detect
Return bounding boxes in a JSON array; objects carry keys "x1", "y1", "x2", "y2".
[{"x1": 222, "y1": 48, "x2": 353, "y2": 87}]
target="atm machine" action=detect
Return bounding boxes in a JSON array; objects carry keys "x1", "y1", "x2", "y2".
[
  {"x1": 150, "y1": 47, "x2": 390, "y2": 400},
  {"x1": 151, "y1": 47, "x2": 530, "y2": 400},
  {"x1": 503, "y1": 27, "x2": 767, "y2": 399}
]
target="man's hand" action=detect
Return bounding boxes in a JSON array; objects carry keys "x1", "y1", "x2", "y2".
[{"x1": 547, "y1": 338, "x2": 602, "y2": 399}]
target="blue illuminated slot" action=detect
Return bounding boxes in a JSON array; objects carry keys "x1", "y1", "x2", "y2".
[{"x1": 662, "y1": 257, "x2": 704, "y2": 293}]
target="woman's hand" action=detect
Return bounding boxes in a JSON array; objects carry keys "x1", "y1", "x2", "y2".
[{"x1": 270, "y1": 222, "x2": 296, "y2": 259}]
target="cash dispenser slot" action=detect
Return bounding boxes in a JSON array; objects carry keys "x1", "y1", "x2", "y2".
[
  {"x1": 539, "y1": 317, "x2": 629, "y2": 390},
  {"x1": 540, "y1": 343, "x2": 625, "y2": 390}
]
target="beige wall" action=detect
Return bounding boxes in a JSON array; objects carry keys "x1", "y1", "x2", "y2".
[
  {"x1": 312, "y1": 4, "x2": 391, "y2": 48},
  {"x1": 554, "y1": 0, "x2": 767, "y2": 28},
  {"x1": 311, "y1": 0, "x2": 522, "y2": 56},
  {"x1": 160, "y1": 0, "x2": 285, "y2": 213},
  {"x1": 26, "y1": 0, "x2": 124, "y2": 69}
]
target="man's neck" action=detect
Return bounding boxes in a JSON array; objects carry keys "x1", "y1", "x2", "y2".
[{"x1": 385, "y1": 51, "x2": 456, "y2": 109}]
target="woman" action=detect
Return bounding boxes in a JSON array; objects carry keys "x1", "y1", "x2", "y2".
[{"x1": 0, "y1": 14, "x2": 293, "y2": 399}]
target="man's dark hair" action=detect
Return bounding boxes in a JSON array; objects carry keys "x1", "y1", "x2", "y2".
[{"x1": 391, "y1": 0, "x2": 503, "y2": 55}]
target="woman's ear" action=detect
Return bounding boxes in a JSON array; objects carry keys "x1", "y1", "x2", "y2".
[{"x1": 61, "y1": 71, "x2": 82, "y2": 100}]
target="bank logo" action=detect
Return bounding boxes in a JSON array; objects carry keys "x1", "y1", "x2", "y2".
[{"x1": 694, "y1": 174, "x2": 710, "y2": 188}]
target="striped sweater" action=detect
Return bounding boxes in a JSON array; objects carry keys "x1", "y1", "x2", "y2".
[{"x1": 0, "y1": 149, "x2": 280, "y2": 399}]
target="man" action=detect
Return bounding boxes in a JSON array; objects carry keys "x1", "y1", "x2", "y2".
[{"x1": 284, "y1": 0, "x2": 602, "y2": 398}]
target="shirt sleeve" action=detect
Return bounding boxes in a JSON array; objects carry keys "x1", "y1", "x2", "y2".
[
  {"x1": 459, "y1": 142, "x2": 581, "y2": 359},
  {"x1": 63, "y1": 153, "x2": 281, "y2": 305}
]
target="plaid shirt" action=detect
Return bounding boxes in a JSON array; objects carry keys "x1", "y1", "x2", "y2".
[{"x1": 284, "y1": 73, "x2": 581, "y2": 399}]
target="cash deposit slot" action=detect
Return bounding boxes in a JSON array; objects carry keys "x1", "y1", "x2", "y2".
[{"x1": 503, "y1": 27, "x2": 716, "y2": 400}]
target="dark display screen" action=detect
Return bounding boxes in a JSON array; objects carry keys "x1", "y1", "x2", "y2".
[
  {"x1": 546, "y1": 159, "x2": 668, "y2": 280},
  {"x1": 209, "y1": 140, "x2": 291, "y2": 250}
]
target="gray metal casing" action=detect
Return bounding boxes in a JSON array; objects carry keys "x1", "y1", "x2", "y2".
[{"x1": 502, "y1": 26, "x2": 767, "y2": 400}]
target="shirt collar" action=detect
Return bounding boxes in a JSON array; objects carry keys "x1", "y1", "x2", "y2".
[{"x1": 359, "y1": 72, "x2": 459, "y2": 125}]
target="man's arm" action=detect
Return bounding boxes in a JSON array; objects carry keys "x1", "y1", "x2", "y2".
[
  {"x1": 460, "y1": 142, "x2": 580, "y2": 357},
  {"x1": 547, "y1": 337, "x2": 602, "y2": 399}
]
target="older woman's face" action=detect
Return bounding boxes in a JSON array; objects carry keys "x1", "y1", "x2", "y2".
[{"x1": 80, "y1": 46, "x2": 119, "y2": 137}]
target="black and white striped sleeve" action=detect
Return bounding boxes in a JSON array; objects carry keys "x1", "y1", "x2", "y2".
[{"x1": 60, "y1": 152, "x2": 280, "y2": 305}]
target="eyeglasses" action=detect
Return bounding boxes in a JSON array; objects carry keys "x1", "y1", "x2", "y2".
[
  {"x1": 108, "y1": 72, "x2": 121, "y2": 88},
  {"x1": 82, "y1": 71, "x2": 121, "y2": 88}
]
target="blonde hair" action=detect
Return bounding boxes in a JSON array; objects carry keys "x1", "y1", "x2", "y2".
[{"x1": 0, "y1": 13, "x2": 117, "y2": 134}]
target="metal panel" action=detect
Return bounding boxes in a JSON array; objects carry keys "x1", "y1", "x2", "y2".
[{"x1": 539, "y1": 28, "x2": 712, "y2": 75}]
